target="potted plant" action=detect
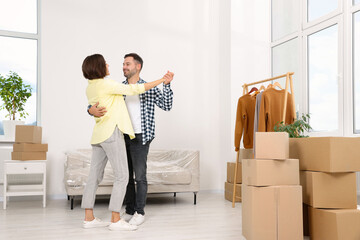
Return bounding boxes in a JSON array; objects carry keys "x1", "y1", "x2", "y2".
[
  {"x1": 274, "y1": 114, "x2": 312, "y2": 138},
  {"x1": 0, "y1": 71, "x2": 32, "y2": 140},
  {"x1": 274, "y1": 114, "x2": 360, "y2": 172}
]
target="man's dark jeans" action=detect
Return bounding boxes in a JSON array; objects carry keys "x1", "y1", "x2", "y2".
[{"x1": 124, "y1": 134, "x2": 150, "y2": 216}]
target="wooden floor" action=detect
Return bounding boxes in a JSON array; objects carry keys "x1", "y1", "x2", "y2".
[{"x1": 0, "y1": 192, "x2": 245, "y2": 240}]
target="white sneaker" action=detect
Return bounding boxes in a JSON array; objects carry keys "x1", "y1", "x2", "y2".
[
  {"x1": 121, "y1": 212, "x2": 133, "y2": 222},
  {"x1": 108, "y1": 219, "x2": 138, "y2": 231},
  {"x1": 129, "y1": 212, "x2": 145, "y2": 226},
  {"x1": 83, "y1": 217, "x2": 110, "y2": 229}
]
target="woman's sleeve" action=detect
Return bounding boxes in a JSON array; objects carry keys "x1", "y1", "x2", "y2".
[{"x1": 105, "y1": 79, "x2": 145, "y2": 95}]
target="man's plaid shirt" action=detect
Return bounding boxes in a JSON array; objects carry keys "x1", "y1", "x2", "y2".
[{"x1": 123, "y1": 78, "x2": 173, "y2": 145}]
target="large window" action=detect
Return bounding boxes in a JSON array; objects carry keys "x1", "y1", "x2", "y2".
[
  {"x1": 271, "y1": 0, "x2": 299, "y2": 41},
  {"x1": 0, "y1": 0, "x2": 39, "y2": 135},
  {"x1": 307, "y1": 0, "x2": 338, "y2": 22},
  {"x1": 271, "y1": 0, "x2": 356, "y2": 136},
  {"x1": 308, "y1": 25, "x2": 338, "y2": 131},
  {"x1": 272, "y1": 38, "x2": 300, "y2": 111}
]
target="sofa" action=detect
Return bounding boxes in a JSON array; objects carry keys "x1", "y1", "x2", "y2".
[{"x1": 64, "y1": 149, "x2": 200, "y2": 209}]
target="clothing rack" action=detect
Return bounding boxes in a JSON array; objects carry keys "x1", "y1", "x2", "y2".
[{"x1": 232, "y1": 72, "x2": 296, "y2": 207}]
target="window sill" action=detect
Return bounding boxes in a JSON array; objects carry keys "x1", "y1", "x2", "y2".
[{"x1": 0, "y1": 136, "x2": 14, "y2": 143}]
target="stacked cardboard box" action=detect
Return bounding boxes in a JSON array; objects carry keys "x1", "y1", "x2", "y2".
[
  {"x1": 225, "y1": 148, "x2": 254, "y2": 202},
  {"x1": 242, "y1": 132, "x2": 303, "y2": 240},
  {"x1": 225, "y1": 162, "x2": 242, "y2": 202},
  {"x1": 11, "y1": 125, "x2": 48, "y2": 161},
  {"x1": 290, "y1": 137, "x2": 360, "y2": 240}
]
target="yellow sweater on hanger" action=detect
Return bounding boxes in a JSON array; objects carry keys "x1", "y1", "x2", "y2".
[
  {"x1": 234, "y1": 94, "x2": 256, "y2": 151},
  {"x1": 258, "y1": 88, "x2": 295, "y2": 132}
]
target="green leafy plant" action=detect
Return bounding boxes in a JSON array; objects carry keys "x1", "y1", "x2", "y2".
[
  {"x1": 0, "y1": 71, "x2": 32, "y2": 120},
  {"x1": 274, "y1": 114, "x2": 312, "y2": 138}
]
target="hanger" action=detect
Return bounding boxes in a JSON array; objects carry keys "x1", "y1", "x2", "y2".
[
  {"x1": 250, "y1": 90, "x2": 260, "y2": 97},
  {"x1": 248, "y1": 87, "x2": 258, "y2": 94},
  {"x1": 273, "y1": 81, "x2": 283, "y2": 90},
  {"x1": 259, "y1": 85, "x2": 266, "y2": 91},
  {"x1": 266, "y1": 83, "x2": 273, "y2": 89}
]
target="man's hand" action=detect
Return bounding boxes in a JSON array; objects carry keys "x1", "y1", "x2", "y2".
[
  {"x1": 163, "y1": 71, "x2": 174, "y2": 85},
  {"x1": 89, "y1": 102, "x2": 107, "y2": 117}
]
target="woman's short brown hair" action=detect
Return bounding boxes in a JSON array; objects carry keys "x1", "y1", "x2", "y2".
[{"x1": 82, "y1": 54, "x2": 107, "y2": 80}]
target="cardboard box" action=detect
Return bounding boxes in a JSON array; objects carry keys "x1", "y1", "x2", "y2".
[
  {"x1": 15, "y1": 125, "x2": 42, "y2": 144},
  {"x1": 13, "y1": 143, "x2": 48, "y2": 152},
  {"x1": 242, "y1": 159, "x2": 299, "y2": 186},
  {"x1": 290, "y1": 137, "x2": 360, "y2": 172},
  {"x1": 242, "y1": 185, "x2": 303, "y2": 240},
  {"x1": 255, "y1": 132, "x2": 289, "y2": 159},
  {"x1": 12, "y1": 151, "x2": 46, "y2": 160},
  {"x1": 224, "y1": 182, "x2": 241, "y2": 202},
  {"x1": 300, "y1": 171, "x2": 357, "y2": 209},
  {"x1": 227, "y1": 162, "x2": 242, "y2": 184},
  {"x1": 239, "y1": 148, "x2": 253, "y2": 161},
  {"x1": 309, "y1": 207, "x2": 360, "y2": 240}
]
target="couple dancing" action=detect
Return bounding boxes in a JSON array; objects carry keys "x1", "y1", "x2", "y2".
[{"x1": 81, "y1": 53, "x2": 174, "y2": 231}]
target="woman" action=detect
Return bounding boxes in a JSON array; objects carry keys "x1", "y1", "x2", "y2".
[{"x1": 81, "y1": 54, "x2": 173, "y2": 231}]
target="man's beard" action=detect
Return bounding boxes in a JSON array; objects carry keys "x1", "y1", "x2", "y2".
[{"x1": 124, "y1": 70, "x2": 136, "y2": 79}]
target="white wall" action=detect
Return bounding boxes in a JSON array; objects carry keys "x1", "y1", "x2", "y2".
[
  {"x1": 230, "y1": 0, "x2": 271, "y2": 152},
  {"x1": 41, "y1": 0, "x2": 232, "y2": 197}
]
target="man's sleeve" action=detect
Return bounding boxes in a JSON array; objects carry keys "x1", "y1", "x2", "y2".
[
  {"x1": 87, "y1": 105, "x2": 93, "y2": 116},
  {"x1": 154, "y1": 83, "x2": 173, "y2": 111}
]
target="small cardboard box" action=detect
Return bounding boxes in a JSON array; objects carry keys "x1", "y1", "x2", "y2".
[
  {"x1": 309, "y1": 207, "x2": 360, "y2": 240},
  {"x1": 224, "y1": 182, "x2": 241, "y2": 202},
  {"x1": 290, "y1": 137, "x2": 360, "y2": 172},
  {"x1": 227, "y1": 162, "x2": 242, "y2": 184},
  {"x1": 300, "y1": 171, "x2": 357, "y2": 209},
  {"x1": 15, "y1": 125, "x2": 42, "y2": 144},
  {"x1": 12, "y1": 151, "x2": 46, "y2": 160},
  {"x1": 242, "y1": 185, "x2": 303, "y2": 240},
  {"x1": 239, "y1": 148, "x2": 253, "y2": 161},
  {"x1": 242, "y1": 159, "x2": 299, "y2": 186},
  {"x1": 13, "y1": 143, "x2": 48, "y2": 152},
  {"x1": 255, "y1": 132, "x2": 289, "y2": 159}
]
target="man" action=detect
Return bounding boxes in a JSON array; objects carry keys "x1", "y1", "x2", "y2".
[{"x1": 88, "y1": 53, "x2": 174, "y2": 226}]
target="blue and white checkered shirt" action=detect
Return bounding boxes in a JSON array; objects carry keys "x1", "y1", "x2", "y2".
[{"x1": 123, "y1": 78, "x2": 173, "y2": 145}]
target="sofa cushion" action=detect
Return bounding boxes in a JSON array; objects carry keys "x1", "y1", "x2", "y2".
[{"x1": 147, "y1": 161, "x2": 192, "y2": 185}]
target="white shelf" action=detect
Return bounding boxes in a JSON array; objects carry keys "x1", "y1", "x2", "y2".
[
  {"x1": 6, "y1": 191, "x2": 44, "y2": 196},
  {"x1": 3, "y1": 160, "x2": 46, "y2": 209}
]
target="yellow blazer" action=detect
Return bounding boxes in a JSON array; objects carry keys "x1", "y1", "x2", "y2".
[{"x1": 86, "y1": 78, "x2": 145, "y2": 144}]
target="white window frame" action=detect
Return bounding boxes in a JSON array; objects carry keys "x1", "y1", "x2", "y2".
[
  {"x1": 347, "y1": 2, "x2": 360, "y2": 135},
  {"x1": 0, "y1": 0, "x2": 41, "y2": 133},
  {"x1": 303, "y1": 0, "x2": 343, "y2": 29},
  {"x1": 270, "y1": 0, "x2": 353, "y2": 137},
  {"x1": 0, "y1": 0, "x2": 41, "y2": 142},
  {"x1": 302, "y1": 16, "x2": 344, "y2": 137}
]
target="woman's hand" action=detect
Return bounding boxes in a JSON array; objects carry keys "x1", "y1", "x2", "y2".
[{"x1": 163, "y1": 71, "x2": 174, "y2": 85}]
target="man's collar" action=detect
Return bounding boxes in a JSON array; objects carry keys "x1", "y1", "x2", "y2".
[{"x1": 123, "y1": 78, "x2": 145, "y2": 84}]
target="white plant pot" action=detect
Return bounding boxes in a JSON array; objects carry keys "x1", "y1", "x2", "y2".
[{"x1": 3, "y1": 120, "x2": 25, "y2": 141}]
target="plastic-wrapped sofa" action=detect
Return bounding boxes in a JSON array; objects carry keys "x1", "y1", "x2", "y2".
[{"x1": 64, "y1": 149, "x2": 200, "y2": 209}]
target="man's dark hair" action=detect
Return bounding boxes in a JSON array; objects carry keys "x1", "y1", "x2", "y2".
[
  {"x1": 124, "y1": 53, "x2": 143, "y2": 70},
  {"x1": 82, "y1": 54, "x2": 107, "y2": 80}
]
